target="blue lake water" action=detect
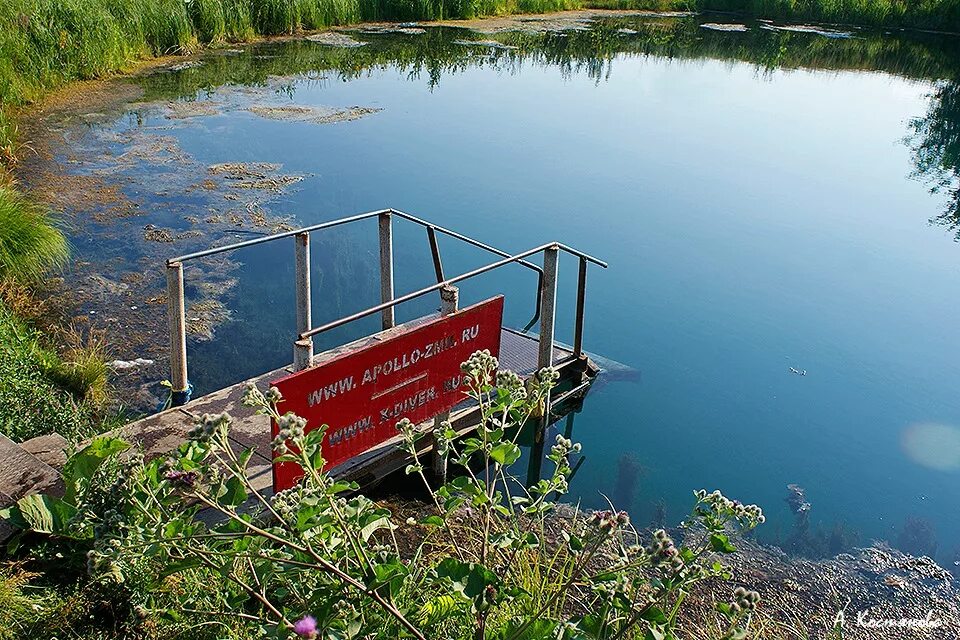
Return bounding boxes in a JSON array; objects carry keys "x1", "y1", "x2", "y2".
[{"x1": 38, "y1": 14, "x2": 960, "y2": 562}]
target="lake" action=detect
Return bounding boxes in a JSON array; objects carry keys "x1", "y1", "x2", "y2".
[{"x1": 28, "y1": 11, "x2": 960, "y2": 563}]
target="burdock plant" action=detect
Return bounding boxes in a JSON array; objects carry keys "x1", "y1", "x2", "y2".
[{"x1": 40, "y1": 351, "x2": 767, "y2": 639}]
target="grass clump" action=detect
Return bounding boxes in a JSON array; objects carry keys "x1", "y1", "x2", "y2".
[
  {"x1": 0, "y1": 300, "x2": 99, "y2": 442},
  {"x1": 0, "y1": 189, "x2": 67, "y2": 284},
  {"x1": 584, "y1": 0, "x2": 960, "y2": 31}
]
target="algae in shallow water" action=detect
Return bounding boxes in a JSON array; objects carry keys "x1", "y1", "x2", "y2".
[{"x1": 246, "y1": 104, "x2": 382, "y2": 124}]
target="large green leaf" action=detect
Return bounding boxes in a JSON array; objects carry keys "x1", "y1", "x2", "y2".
[
  {"x1": 62, "y1": 436, "x2": 129, "y2": 504},
  {"x1": 490, "y1": 442, "x2": 521, "y2": 466},
  {"x1": 1, "y1": 493, "x2": 77, "y2": 535},
  {"x1": 359, "y1": 514, "x2": 393, "y2": 542},
  {"x1": 219, "y1": 476, "x2": 247, "y2": 507},
  {"x1": 500, "y1": 619, "x2": 559, "y2": 640},
  {"x1": 709, "y1": 533, "x2": 736, "y2": 554},
  {"x1": 434, "y1": 558, "x2": 501, "y2": 602}
]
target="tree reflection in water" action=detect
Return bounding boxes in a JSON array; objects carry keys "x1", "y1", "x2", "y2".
[{"x1": 908, "y1": 79, "x2": 960, "y2": 238}]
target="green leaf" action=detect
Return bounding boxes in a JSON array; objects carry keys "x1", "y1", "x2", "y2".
[
  {"x1": 2, "y1": 494, "x2": 77, "y2": 535},
  {"x1": 416, "y1": 594, "x2": 460, "y2": 626},
  {"x1": 644, "y1": 626, "x2": 666, "y2": 640},
  {"x1": 434, "y1": 558, "x2": 500, "y2": 602},
  {"x1": 220, "y1": 476, "x2": 247, "y2": 507},
  {"x1": 501, "y1": 619, "x2": 558, "y2": 640},
  {"x1": 709, "y1": 533, "x2": 737, "y2": 554},
  {"x1": 489, "y1": 442, "x2": 521, "y2": 466},
  {"x1": 328, "y1": 480, "x2": 358, "y2": 494},
  {"x1": 562, "y1": 531, "x2": 584, "y2": 552},
  {"x1": 490, "y1": 532, "x2": 514, "y2": 548},
  {"x1": 237, "y1": 448, "x2": 253, "y2": 468},
  {"x1": 62, "y1": 437, "x2": 129, "y2": 504},
  {"x1": 420, "y1": 515, "x2": 444, "y2": 527},
  {"x1": 370, "y1": 557, "x2": 409, "y2": 598},
  {"x1": 641, "y1": 606, "x2": 668, "y2": 624},
  {"x1": 360, "y1": 515, "x2": 393, "y2": 542}
]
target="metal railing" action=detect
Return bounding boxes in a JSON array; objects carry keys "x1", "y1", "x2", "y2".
[{"x1": 165, "y1": 208, "x2": 607, "y2": 404}]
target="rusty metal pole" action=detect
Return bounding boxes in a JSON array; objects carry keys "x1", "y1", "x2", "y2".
[
  {"x1": 432, "y1": 284, "x2": 459, "y2": 483},
  {"x1": 379, "y1": 211, "x2": 395, "y2": 330},
  {"x1": 166, "y1": 261, "x2": 190, "y2": 406},
  {"x1": 536, "y1": 246, "x2": 559, "y2": 440},
  {"x1": 293, "y1": 232, "x2": 313, "y2": 371}
]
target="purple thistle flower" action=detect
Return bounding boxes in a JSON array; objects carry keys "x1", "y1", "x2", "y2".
[
  {"x1": 164, "y1": 469, "x2": 199, "y2": 488},
  {"x1": 293, "y1": 615, "x2": 317, "y2": 638}
]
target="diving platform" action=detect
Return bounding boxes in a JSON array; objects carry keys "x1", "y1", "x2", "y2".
[
  {"x1": 0, "y1": 209, "x2": 610, "y2": 528},
  {"x1": 118, "y1": 326, "x2": 597, "y2": 494},
  {"x1": 159, "y1": 208, "x2": 608, "y2": 494}
]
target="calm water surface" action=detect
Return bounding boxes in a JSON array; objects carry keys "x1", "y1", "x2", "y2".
[{"x1": 49, "y1": 15, "x2": 960, "y2": 561}]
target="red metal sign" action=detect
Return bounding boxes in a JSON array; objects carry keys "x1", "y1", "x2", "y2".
[{"x1": 270, "y1": 296, "x2": 504, "y2": 491}]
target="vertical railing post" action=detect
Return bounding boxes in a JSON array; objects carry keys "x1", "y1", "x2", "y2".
[
  {"x1": 536, "y1": 246, "x2": 559, "y2": 440},
  {"x1": 573, "y1": 256, "x2": 587, "y2": 359},
  {"x1": 427, "y1": 226, "x2": 444, "y2": 283},
  {"x1": 440, "y1": 284, "x2": 458, "y2": 316},
  {"x1": 538, "y1": 246, "x2": 559, "y2": 371},
  {"x1": 166, "y1": 261, "x2": 190, "y2": 406},
  {"x1": 432, "y1": 284, "x2": 459, "y2": 483},
  {"x1": 379, "y1": 211, "x2": 395, "y2": 330},
  {"x1": 293, "y1": 232, "x2": 313, "y2": 371}
]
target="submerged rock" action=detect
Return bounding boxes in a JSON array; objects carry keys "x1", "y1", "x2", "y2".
[
  {"x1": 165, "y1": 101, "x2": 221, "y2": 119},
  {"x1": 85, "y1": 274, "x2": 130, "y2": 296},
  {"x1": 354, "y1": 25, "x2": 426, "y2": 35},
  {"x1": 186, "y1": 299, "x2": 232, "y2": 342},
  {"x1": 143, "y1": 224, "x2": 175, "y2": 243},
  {"x1": 785, "y1": 483, "x2": 812, "y2": 514},
  {"x1": 207, "y1": 161, "x2": 304, "y2": 193}
]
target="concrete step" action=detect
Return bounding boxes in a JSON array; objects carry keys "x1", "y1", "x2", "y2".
[
  {"x1": 20, "y1": 432, "x2": 68, "y2": 470},
  {"x1": 0, "y1": 433, "x2": 64, "y2": 506}
]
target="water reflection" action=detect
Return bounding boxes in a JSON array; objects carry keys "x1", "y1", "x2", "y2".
[
  {"x1": 908, "y1": 80, "x2": 960, "y2": 237},
  {"x1": 39, "y1": 12, "x2": 960, "y2": 565},
  {"x1": 134, "y1": 16, "x2": 960, "y2": 238}
]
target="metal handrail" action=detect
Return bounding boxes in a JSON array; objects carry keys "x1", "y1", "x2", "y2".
[
  {"x1": 164, "y1": 208, "x2": 607, "y2": 406},
  {"x1": 168, "y1": 209, "x2": 390, "y2": 265},
  {"x1": 167, "y1": 206, "x2": 552, "y2": 328},
  {"x1": 302, "y1": 242, "x2": 573, "y2": 339}
]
